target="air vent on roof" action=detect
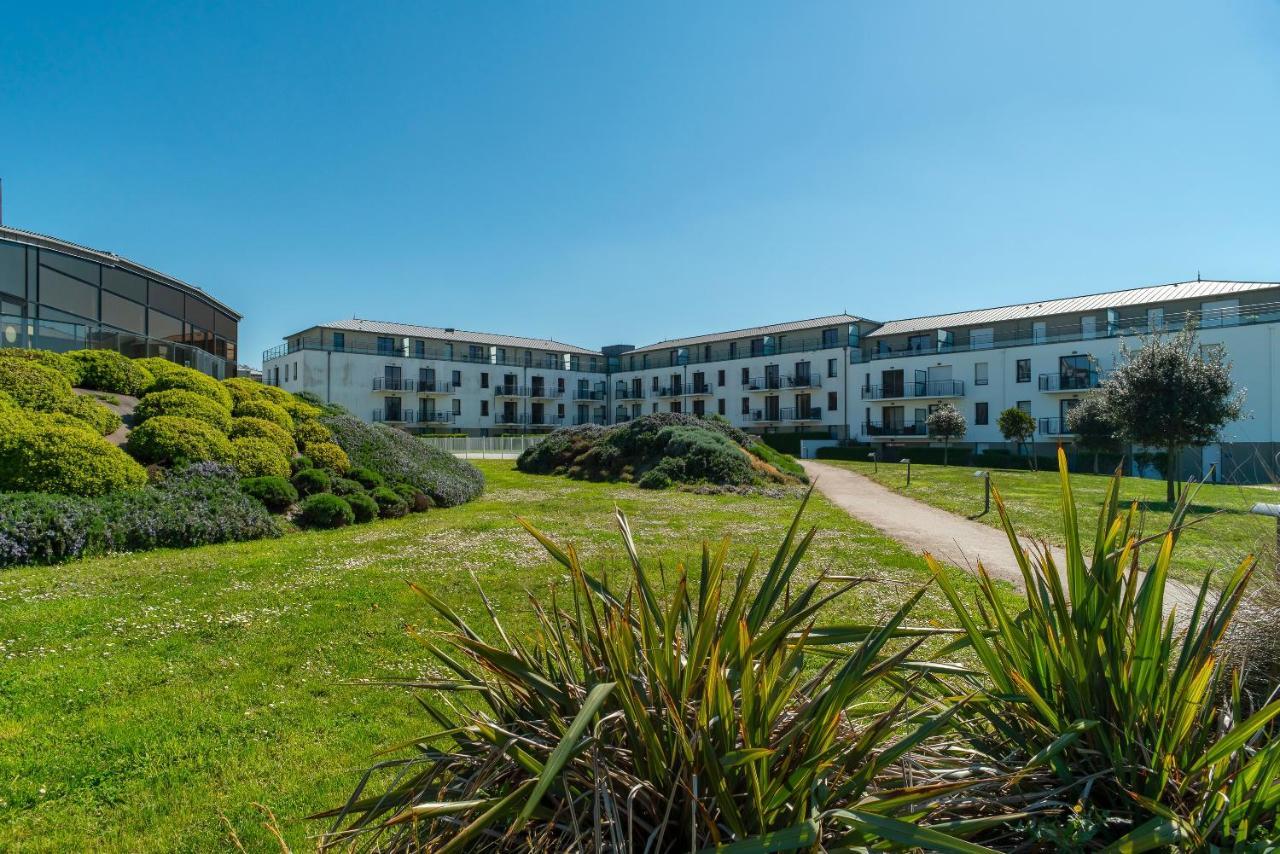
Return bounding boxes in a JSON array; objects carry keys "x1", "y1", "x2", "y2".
[{"x1": 445, "y1": 328, "x2": 455, "y2": 333}]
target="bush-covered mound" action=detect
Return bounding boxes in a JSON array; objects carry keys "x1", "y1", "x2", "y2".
[
  {"x1": 132, "y1": 389, "x2": 233, "y2": 433},
  {"x1": 0, "y1": 412, "x2": 148, "y2": 496},
  {"x1": 0, "y1": 359, "x2": 73, "y2": 410},
  {"x1": 66, "y1": 349, "x2": 153, "y2": 396},
  {"x1": 321, "y1": 414, "x2": 484, "y2": 507},
  {"x1": 517, "y1": 413, "x2": 807, "y2": 489},
  {"x1": 146, "y1": 366, "x2": 234, "y2": 409},
  {"x1": 0, "y1": 348, "x2": 81, "y2": 385},
  {"x1": 222, "y1": 376, "x2": 292, "y2": 407},
  {"x1": 56, "y1": 393, "x2": 122, "y2": 436},
  {"x1": 126, "y1": 415, "x2": 233, "y2": 466}
]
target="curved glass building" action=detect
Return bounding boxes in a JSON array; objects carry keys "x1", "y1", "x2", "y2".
[{"x1": 0, "y1": 225, "x2": 240, "y2": 377}]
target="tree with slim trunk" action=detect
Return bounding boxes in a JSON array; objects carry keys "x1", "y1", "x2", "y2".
[
  {"x1": 998, "y1": 406, "x2": 1037, "y2": 470},
  {"x1": 1101, "y1": 324, "x2": 1244, "y2": 503},
  {"x1": 1066, "y1": 392, "x2": 1120, "y2": 474},
  {"x1": 926, "y1": 403, "x2": 967, "y2": 465}
]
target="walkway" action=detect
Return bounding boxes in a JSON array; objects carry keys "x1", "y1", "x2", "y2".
[{"x1": 800, "y1": 460, "x2": 1198, "y2": 611}]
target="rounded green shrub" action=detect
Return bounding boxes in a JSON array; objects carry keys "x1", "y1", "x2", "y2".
[
  {"x1": 65, "y1": 349, "x2": 153, "y2": 396},
  {"x1": 134, "y1": 357, "x2": 186, "y2": 383},
  {"x1": 291, "y1": 454, "x2": 313, "y2": 474},
  {"x1": 390, "y1": 482, "x2": 433, "y2": 512},
  {"x1": 293, "y1": 418, "x2": 333, "y2": 448},
  {"x1": 230, "y1": 436, "x2": 291, "y2": 479},
  {"x1": 133, "y1": 389, "x2": 233, "y2": 433},
  {"x1": 125, "y1": 415, "x2": 233, "y2": 466},
  {"x1": 306, "y1": 441, "x2": 350, "y2": 474},
  {"x1": 283, "y1": 397, "x2": 322, "y2": 423},
  {"x1": 369, "y1": 486, "x2": 409, "y2": 519},
  {"x1": 297, "y1": 493, "x2": 354, "y2": 529},
  {"x1": 229, "y1": 416, "x2": 297, "y2": 455},
  {"x1": 147, "y1": 367, "x2": 233, "y2": 409},
  {"x1": 0, "y1": 417, "x2": 147, "y2": 495},
  {"x1": 0, "y1": 359, "x2": 73, "y2": 410},
  {"x1": 330, "y1": 477, "x2": 365, "y2": 496},
  {"x1": 0, "y1": 348, "x2": 81, "y2": 385},
  {"x1": 291, "y1": 467, "x2": 331, "y2": 496},
  {"x1": 221, "y1": 376, "x2": 291, "y2": 407},
  {"x1": 240, "y1": 476, "x2": 298, "y2": 512},
  {"x1": 347, "y1": 466, "x2": 385, "y2": 490},
  {"x1": 637, "y1": 469, "x2": 673, "y2": 490},
  {"x1": 233, "y1": 399, "x2": 294, "y2": 432},
  {"x1": 345, "y1": 492, "x2": 379, "y2": 523},
  {"x1": 56, "y1": 393, "x2": 122, "y2": 435}
]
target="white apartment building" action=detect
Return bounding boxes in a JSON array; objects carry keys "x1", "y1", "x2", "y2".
[{"x1": 263, "y1": 279, "x2": 1280, "y2": 480}]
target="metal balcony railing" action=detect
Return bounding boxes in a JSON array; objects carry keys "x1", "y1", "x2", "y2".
[
  {"x1": 745, "y1": 376, "x2": 785, "y2": 391},
  {"x1": 781, "y1": 407, "x2": 823, "y2": 422},
  {"x1": 1038, "y1": 372, "x2": 1099, "y2": 392},
  {"x1": 615, "y1": 387, "x2": 645, "y2": 400},
  {"x1": 787, "y1": 374, "x2": 821, "y2": 389},
  {"x1": 572, "y1": 416, "x2": 607, "y2": 425},
  {"x1": 860, "y1": 379, "x2": 966, "y2": 400},
  {"x1": 861, "y1": 420, "x2": 928, "y2": 437},
  {"x1": 1039, "y1": 417, "x2": 1074, "y2": 435},
  {"x1": 657, "y1": 385, "x2": 686, "y2": 397},
  {"x1": 750, "y1": 409, "x2": 782, "y2": 422},
  {"x1": 529, "y1": 387, "x2": 564, "y2": 399},
  {"x1": 573, "y1": 389, "x2": 607, "y2": 400},
  {"x1": 416, "y1": 411, "x2": 456, "y2": 425},
  {"x1": 416, "y1": 380, "x2": 457, "y2": 394},
  {"x1": 687, "y1": 382, "x2": 714, "y2": 395},
  {"x1": 372, "y1": 377, "x2": 414, "y2": 392},
  {"x1": 372, "y1": 408, "x2": 415, "y2": 423},
  {"x1": 494, "y1": 385, "x2": 529, "y2": 397}
]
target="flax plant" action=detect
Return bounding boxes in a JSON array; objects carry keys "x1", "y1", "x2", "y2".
[
  {"x1": 317, "y1": 489, "x2": 996, "y2": 852},
  {"x1": 928, "y1": 450, "x2": 1280, "y2": 849}
]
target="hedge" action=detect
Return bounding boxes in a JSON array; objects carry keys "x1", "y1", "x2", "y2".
[
  {"x1": 239, "y1": 476, "x2": 298, "y2": 513},
  {"x1": 297, "y1": 494, "x2": 354, "y2": 529},
  {"x1": 147, "y1": 367, "x2": 234, "y2": 409},
  {"x1": 0, "y1": 348, "x2": 81, "y2": 385},
  {"x1": 757, "y1": 430, "x2": 833, "y2": 456},
  {"x1": 65, "y1": 349, "x2": 153, "y2": 396},
  {"x1": 0, "y1": 359, "x2": 72, "y2": 410},
  {"x1": 234, "y1": 399, "x2": 294, "y2": 433},
  {"x1": 229, "y1": 416, "x2": 297, "y2": 456},
  {"x1": 132, "y1": 389, "x2": 233, "y2": 433},
  {"x1": 56, "y1": 393, "x2": 122, "y2": 436},
  {"x1": 230, "y1": 437, "x2": 291, "y2": 479},
  {"x1": 0, "y1": 415, "x2": 148, "y2": 496},
  {"x1": 125, "y1": 415, "x2": 233, "y2": 466}
]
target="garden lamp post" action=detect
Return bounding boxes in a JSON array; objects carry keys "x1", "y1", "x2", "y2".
[
  {"x1": 1250, "y1": 502, "x2": 1280, "y2": 555},
  {"x1": 974, "y1": 470, "x2": 990, "y2": 516}
]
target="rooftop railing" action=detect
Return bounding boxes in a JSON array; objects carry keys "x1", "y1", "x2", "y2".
[{"x1": 263, "y1": 337, "x2": 606, "y2": 373}]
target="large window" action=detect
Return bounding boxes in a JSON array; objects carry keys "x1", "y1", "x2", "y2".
[
  {"x1": 148, "y1": 309, "x2": 183, "y2": 342},
  {"x1": 102, "y1": 267, "x2": 147, "y2": 303},
  {"x1": 0, "y1": 243, "x2": 25, "y2": 299},
  {"x1": 1016, "y1": 359, "x2": 1030, "y2": 383},
  {"x1": 148, "y1": 281, "x2": 185, "y2": 316},
  {"x1": 975, "y1": 402, "x2": 988, "y2": 425},
  {"x1": 101, "y1": 291, "x2": 146, "y2": 334},
  {"x1": 39, "y1": 267, "x2": 97, "y2": 319}
]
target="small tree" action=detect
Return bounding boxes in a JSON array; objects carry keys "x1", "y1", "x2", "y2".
[
  {"x1": 1066, "y1": 393, "x2": 1119, "y2": 474},
  {"x1": 998, "y1": 406, "x2": 1037, "y2": 470},
  {"x1": 1102, "y1": 324, "x2": 1244, "y2": 503},
  {"x1": 926, "y1": 403, "x2": 967, "y2": 465}
]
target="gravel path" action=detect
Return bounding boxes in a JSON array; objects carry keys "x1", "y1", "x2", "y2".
[{"x1": 801, "y1": 459, "x2": 1199, "y2": 613}]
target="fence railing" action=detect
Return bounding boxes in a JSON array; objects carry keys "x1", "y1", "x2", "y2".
[{"x1": 420, "y1": 435, "x2": 549, "y2": 459}]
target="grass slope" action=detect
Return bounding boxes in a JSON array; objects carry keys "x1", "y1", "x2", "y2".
[
  {"x1": 823, "y1": 459, "x2": 1277, "y2": 585},
  {"x1": 0, "y1": 461, "x2": 1005, "y2": 851}
]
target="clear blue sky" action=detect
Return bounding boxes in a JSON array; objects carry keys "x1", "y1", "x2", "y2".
[{"x1": 2, "y1": 2, "x2": 1278, "y2": 366}]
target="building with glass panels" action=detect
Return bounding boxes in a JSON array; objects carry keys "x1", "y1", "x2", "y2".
[{"x1": 0, "y1": 226, "x2": 240, "y2": 378}]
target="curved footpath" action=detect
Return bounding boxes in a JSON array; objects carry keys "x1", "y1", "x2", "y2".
[{"x1": 800, "y1": 460, "x2": 1199, "y2": 614}]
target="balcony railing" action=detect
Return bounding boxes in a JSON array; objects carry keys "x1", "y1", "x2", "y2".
[
  {"x1": 745, "y1": 377, "x2": 784, "y2": 391},
  {"x1": 529, "y1": 387, "x2": 565, "y2": 399},
  {"x1": 263, "y1": 337, "x2": 607, "y2": 374},
  {"x1": 573, "y1": 389, "x2": 607, "y2": 400},
  {"x1": 687, "y1": 382, "x2": 714, "y2": 395},
  {"x1": 750, "y1": 409, "x2": 782, "y2": 423},
  {"x1": 416, "y1": 380, "x2": 457, "y2": 394},
  {"x1": 415, "y1": 411, "x2": 456, "y2": 425},
  {"x1": 615, "y1": 387, "x2": 645, "y2": 400},
  {"x1": 372, "y1": 377, "x2": 414, "y2": 392},
  {"x1": 658, "y1": 385, "x2": 686, "y2": 397},
  {"x1": 862, "y1": 420, "x2": 928, "y2": 437},
  {"x1": 861, "y1": 379, "x2": 966, "y2": 400},
  {"x1": 744, "y1": 374, "x2": 822, "y2": 392},
  {"x1": 573, "y1": 416, "x2": 608, "y2": 425},
  {"x1": 493, "y1": 412, "x2": 565, "y2": 427},
  {"x1": 1038, "y1": 372, "x2": 1099, "y2": 392},
  {"x1": 788, "y1": 374, "x2": 821, "y2": 389},
  {"x1": 372, "y1": 408, "x2": 415, "y2": 423},
  {"x1": 1039, "y1": 417, "x2": 1074, "y2": 436},
  {"x1": 494, "y1": 385, "x2": 529, "y2": 398},
  {"x1": 780, "y1": 406, "x2": 823, "y2": 422}
]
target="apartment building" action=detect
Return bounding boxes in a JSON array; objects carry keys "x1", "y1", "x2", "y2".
[{"x1": 262, "y1": 279, "x2": 1280, "y2": 479}]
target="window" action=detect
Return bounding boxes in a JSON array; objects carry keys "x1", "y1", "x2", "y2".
[
  {"x1": 1017, "y1": 400, "x2": 1031, "y2": 413},
  {"x1": 717, "y1": 369, "x2": 725, "y2": 386},
  {"x1": 718, "y1": 398, "x2": 726, "y2": 415},
  {"x1": 148, "y1": 281, "x2": 185, "y2": 317},
  {"x1": 469, "y1": 345, "x2": 484, "y2": 361},
  {"x1": 557, "y1": 403, "x2": 564, "y2": 417},
  {"x1": 1147, "y1": 307, "x2": 1164, "y2": 331},
  {"x1": 451, "y1": 370, "x2": 461, "y2": 386},
  {"x1": 101, "y1": 291, "x2": 145, "y2": 334},
  {"x1": 827, "y1": 358, "x2": 837, "y2": 378},
  {"x1": 102, "y1": 268, "x2": 147, "y2": 303},
  {"x1": 1081, "y1": 316, "x2": 1096, "y2": 339},
  {"x1": 974, "y1": 362, "x2": 988, "y2": 385},
  {"x1": 376, "y1": 336, "x2": 395, "y2": 355},
  {"x1": 692, "y1": 399, "x2": 704, "y2": 416},
  {"x1": 333, "y1": 332, "x2": 345, "y2": 351},
  {"x1": 822, "y1": 328, "x2": 838, "y2": 348},
  {"x1": 413, "y1": 340, "x2": 425, "y2": 358},
  {"x1": 728, "y1": 341, "x2": 738, "y2": 359},
  {"x1": 481, "y1": 400, "x2": 489, "y2": 416},
  {"x1": 148, "y1": 309, "x2": 182, "y2": 342},
  {"x1": 741, "y1": 367, "x2": 749, "y2": 385},
  {"x1": 741, "y1": 397, "x2": 750, "y2": 415},
  {"x1": 557, "y1": 377, "x2": 565, "y2": 392},
  {"x1": 907, "y1": 333, "x2": 932, "y2": 353},
  {"x1": 975, "y1": 402, "x2": 988, "y2": 425},
  {"x1": 480, "y1": 372, "x2": 489, "y2": 388},
  {"x1": 292, "y1": 362, "x2": 298, "y2": 381},
  {"x1": 750, "y1": 338, "x2": 764, "y2": 357},
  {"x1": 1016, "y1": 359, "x2": 1030, "y2": 383},
  {"x1": 452, "y1": 399, "x2": 461, "y2": 416},
  {"x1": 652, "y1": 375, "x2": 659, "y2": 391},
  {"x1": 827, "y1": 391, "x2": 837, "y2": 410},
  {"x1": 970, "y1": 328, "x2": 994, "y2": 350},
  {"x1": 39, "y1": 267, "x2": 97, "y2": 318},
  {"x1": 651, "y1": 402, "x2": 658, "y2": 413},
  {"x1": 1032, "y1": 321, "x2": 1046, "y2": 344}
]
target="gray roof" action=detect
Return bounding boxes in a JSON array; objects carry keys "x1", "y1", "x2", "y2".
[
  {"x1": 310, "y1": 318, "x2": 602, "y2": 356},
  {"x1": 630, "y1": 313, "x2": 866, "y2": 354},
  {"x1": 0, "y1": 224, "x2": 242, "y2": 319},
  {"x1": 866, "y1": 280, "x2": 1280, "y2": 338}
]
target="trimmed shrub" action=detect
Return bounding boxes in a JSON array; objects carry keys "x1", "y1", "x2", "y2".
[
  {"x1": 132, "y1": 389, "x2": 233, "y2": 433},
  {"x1": 125, "y1": 415, "x2": 233, "y2": 466},
  {"x1": 291, "y1": 454, "x2": 313, "y2": 474},
  {"x1": 0, "y1": 359, "x2": 72, "y2": 410},
  {"x1": 348, "y1": 466, "x2": 384, "y2": 489},
  {"x1": 321, "y1": 414, "x2": 484, "y2": 507},
  {"x1": 297, "y1": 493, "x2": 354, "y2": 529},
  {"x1": 233, "y1": 399, "x2": 294, "y2": 433},
  {"x1": 65, "y1": 349, "x2": 153, "y2": 396},
  {"x1": 291, "y1": 467, "x2": 331, "y2": 496},
  {"x1": 133, "y1": 357, "x2": 186, "y2": 383},
  {"x1": 390, "y1": 482, "x2": 433, "y2": 512},
  {"x1": 0, "y1": 348, "x2": 81, "y2": 385},
  {"x1": 230, "y1": 437, "x2": 291, "y2": 479},
  {"x1": 0, "y1": 417, "x2": 147, "y2": 496},
  {"x1": 282, "y1": 397, "x2": 322, "y2": 423},
  {"x1": 56, "y1": 393, "x2": 122, "y2": 436},
  {"x1": 330, "y1": 477, "x2": 365, "y2": 496},
  {"x1": 240, "y1": 476, "x2": 298, "y2": 512},
  {"x1": 637, "y1": 469, "x2": 672, "y2": 490},
  {"x1": 222, "y1": 376, "x2": 292, "y2": 407},
  {"x1": 369, "y1": 486, "x2": 408, "y2": 519},
  {"x1": 306, "y1": 441, "x2": 350, "y2": 474},
  {"x1": 345, "y1": 492, "x2": 379, "y2": 523},
  {"x1": 229, "y1": 416, "x2": 297, "y2": 456},
  {"x1": 293, "y1": 418, "x2": 333, "y2": 448},
  {"x1": 147, "y1": 366, "x2": 234, "y2": 409}
]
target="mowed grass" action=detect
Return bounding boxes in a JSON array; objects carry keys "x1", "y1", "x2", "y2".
[
  {"x1": 0, "y1": 461, "x2": 1009, "y2": 852},
  {"x1": 822, "y1": 459, "x2": 1278, "y2": 585}
]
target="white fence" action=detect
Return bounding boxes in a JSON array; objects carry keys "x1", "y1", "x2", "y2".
[{"x1": 421, "y1": 435, "x2": 548, "y2": 459}]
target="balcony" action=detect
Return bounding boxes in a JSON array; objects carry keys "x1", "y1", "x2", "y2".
[
  {"x1": 1039, "y1": 417, "x2": 1074, "y2": 436},
  {"x1": 687, "y1": 382, "x2": 714, "y2": 396},
  {"x1": 744, "y1": 377, "x2": 785, "y2": 392},
  {"x1": 494, "y1": 412, "x2": 564, "y2": 428},
  {"x1": 372, "y1": 377, "x2": 414, "y2": 392},
  {"x1": 657, "y1": 385, "x2": 686, "y2": 398},
  {"x1": 860, "y1": 379, "x2": 966, "y2": 400},
  {"x1": 573, "y1": 389, "x2": 607, "y2": 401},
  {"x1": 1038, "y1": 372, "x2": 1099, "y2": 393},
  {"x1": 861, "y1": 420, "x2": 929, "y2": 438},
  {"x1": 529, "y1": 387, "x2": 565, "y2": 400},
  {"x1": 416, "y1": 380, "x2": 456, "y2": 395},
  {"x1": 494, "y1": 385, "x2": 529, "y2": 398},
  {"x1": 372, "y1": 408, "x2": 415, "y2": 423},
  {"x1": 572, "y1": 416, "x2": 608, "y2": 426},
  {"x1": 749, "y1": 409, "x2": 782, "y2": 423},
  {"x1": 781, "y1": 406, "x2": 823, "y2": 422},
  {"x1": 415, "y1": 411, "x2": 456, "y2": 426},
  {"x1": 787, "y1": 374, "x2": 822, "y2": 389},
  {"x1": 615, "y1": 387, "x2": 645, "y2": 401}
]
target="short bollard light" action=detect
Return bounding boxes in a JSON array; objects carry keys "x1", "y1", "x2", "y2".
[
  {"x1": 904, "y1": 457, "x2": 911, "y2": 486},
  {"x1": 1250, "y1": 502, "x2": 1280, "y2": 554},
  {"x1": 868, "y1": 451, "x2": 878, "y2": 473},
  {"x1": 974, "y1": 470, "x2": 990, "y2": 516}
]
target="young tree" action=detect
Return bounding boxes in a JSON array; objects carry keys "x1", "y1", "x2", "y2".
[
  {"x1": 998, "y1": 406, "x2": 1037, "y2": 470},
  {"x1": 926, "y1": 403, "x2": 967, "y2": 465},
  {"x1": 1102, "y1": 324, "x2": 1244, "y2": 503},
  {"x1": 1066, "y1": 393, "x2": 1119, "y2": 474}
]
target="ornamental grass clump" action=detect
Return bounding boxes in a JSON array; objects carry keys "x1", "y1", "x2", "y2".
[
  {"x1": 927, "y1": 449, "x2": 1280, "y2": 850},
  {"x1": 317, "y1": 491, "x2": 990, "y2": 852}
]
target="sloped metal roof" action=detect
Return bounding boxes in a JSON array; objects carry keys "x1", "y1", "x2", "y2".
[
  {"x1": 630, "y1": 313, "x2": 866, "y2": 354},
  {"x1": 0, "y1": 224, "x2": 242, "y2": 319},
  {"x1": 310, "y1": 318, "x2": 602, "y2": 356},
  {"x1": 866, "y1": 280, "x2": 1280, "y2": 338}
]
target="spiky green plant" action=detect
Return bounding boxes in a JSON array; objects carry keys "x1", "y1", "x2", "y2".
[
  {"x1": 316, "y1": 490, "x2": 998, "y2": 852},
  {"x1": 928, "y1": 449, "x2": 1280, "y2": 849}
]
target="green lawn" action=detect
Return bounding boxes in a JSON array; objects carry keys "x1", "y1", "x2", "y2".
[
  {"x1": 0, "y1": 461, "x2": 1009, "y2": 852},
  {"x1": 821, "y1": 459, "x2": 1278, "y2": 585}
]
